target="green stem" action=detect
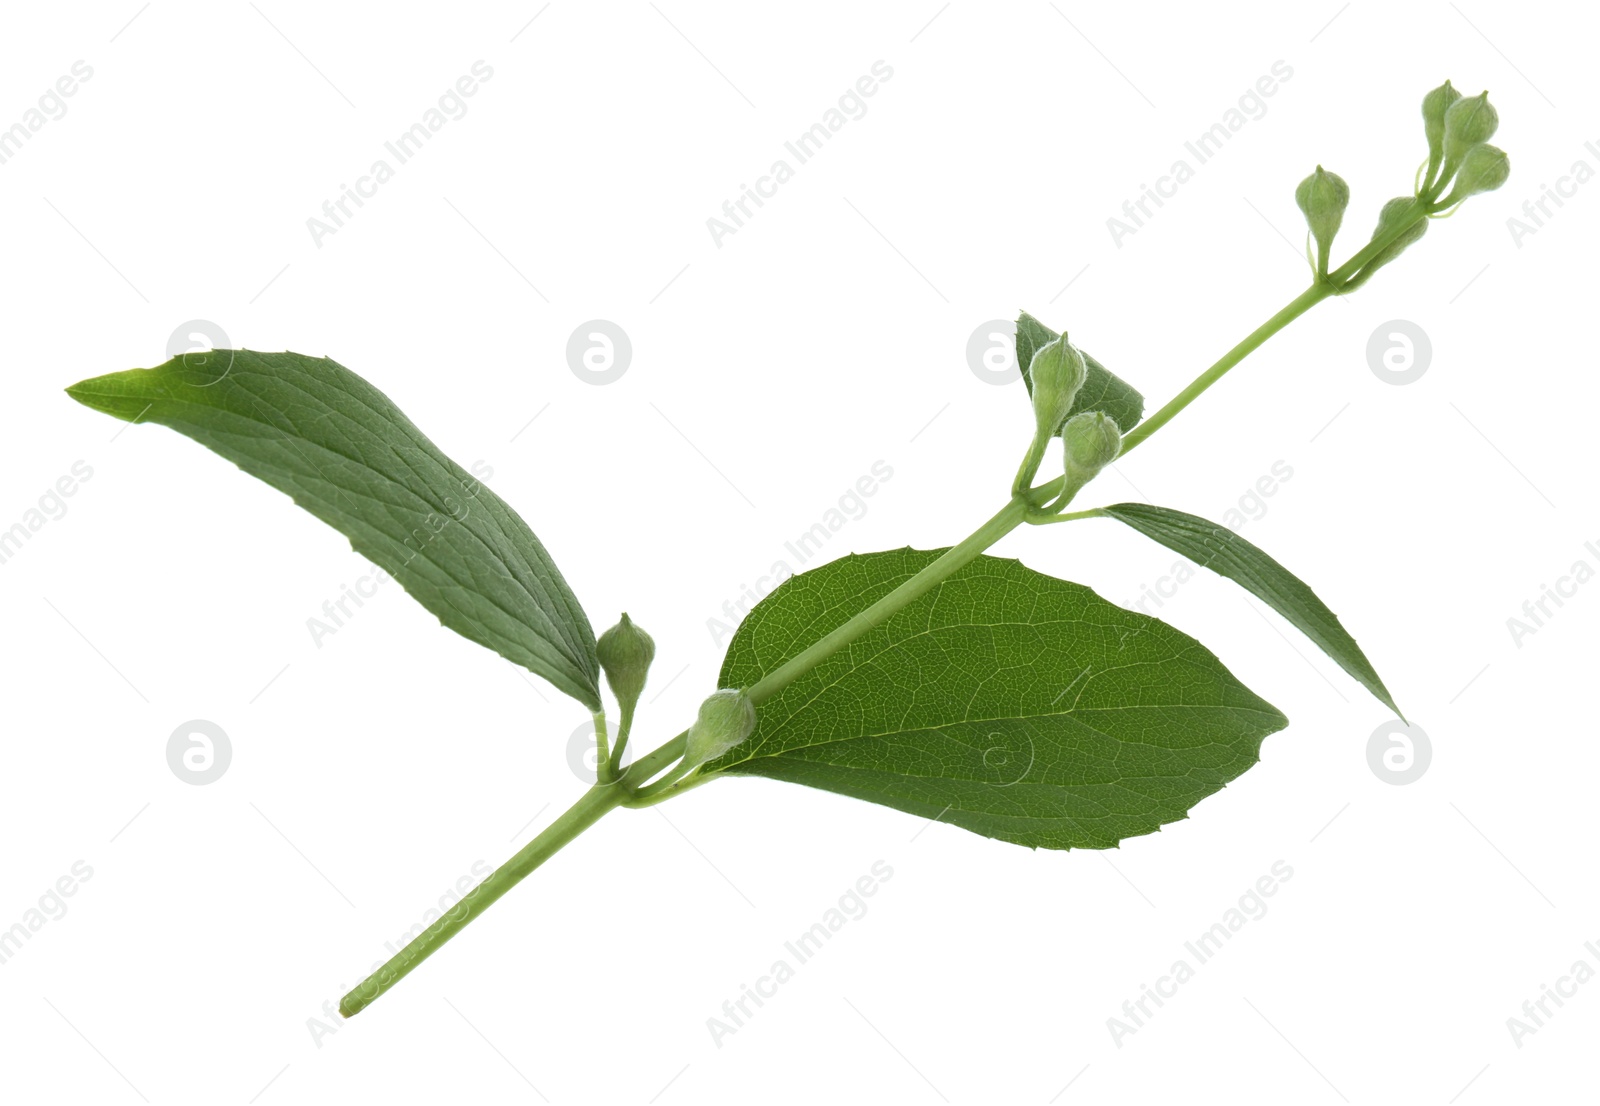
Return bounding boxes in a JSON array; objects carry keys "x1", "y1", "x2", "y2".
[
  {"x1": 607, "y1": 702, "x2": 636, "y2": 778},
  {"x1": 624, "y1": 767, "x2": 717, "y2": 809},
  {"x1": 1119, "y1": 198, "x2": 1434, "y2": 457},
  {"x1": 339, "y1": 732, "x2": 685, "y2": 1017},
  {"x1": 742, "y1": 495, "x2": 1032, "y2": 706},
  {"x1": 592, "y1": 711, "x2": 612, "y2": 783},
  {"x1": 1011, "y1": 430, "x2": 1050, "y2": 496},
  {"x1": 1026, "y1": 507, "x2": 1105, "y2": 526},
  {"x1": 625, "y1": 745, "x2": 695, "y2": 802},
  {"x1": 1119, "y1": 283, "x2": 1331, "y2": 455},
  {"x1": 339, "y1": 499, "x2": 1037, "y2": 1017},
  {"x1": 1327, "y1": 198, "x2": 1436, "y2": 285},
  {"x1": 340, "y1": 194, "x2": 1442, "y2": 1017}
]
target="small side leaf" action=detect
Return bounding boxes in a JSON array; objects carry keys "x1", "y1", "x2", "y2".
[
  {"x1": 708, "y1": 549, "x2": 1286, "y2": 850},
  {"x1": 1099, "y1": 502, "x2": 1401, "y2": 718},
  {"x1": 1016, "y1": 310, "x2": 1144, "y2": 432},
  {"x1": 67, "y1": 349, "x2": 603, "y2": 709}
]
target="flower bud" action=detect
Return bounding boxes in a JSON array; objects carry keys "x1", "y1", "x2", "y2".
[
  {"x1": 683, "y1": 689, "x2": 756, "y2": 768},
  {"x1": 1061, "y1": 411, "x2": 1121, "y2": 482},
  {"x1": 1372, "y1": 196, "x2": 1429, "y2": 250},
  {"x1": 1027, "y1": 335, "x2": 1088, "y2": 436},
  {"x1": 1294, "y1": 165, "x2": 1350, "y2": 275},
  {"x1": 1441, "y1": 92, "x2": 1498, "y2": 173},
  {"x1": 1449, "y1": 143, "x2": 1510, "y2": 200},
  {"x1": 596, "y1": 613, "x2": 655, "y2": 712},
  {"x1": 1343, "y1": 197, "x2": 1429, "y2": 291},
  {"x1": 1421, "y1": 80, "x2": 1461, "y2": 188}
]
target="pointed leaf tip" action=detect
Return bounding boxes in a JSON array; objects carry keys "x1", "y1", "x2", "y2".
[
  {"x1": 65, "y1": 349, "x2": 603, "y2": 709},
  {"x1": 1101, "y1": 502, "x2": 1401, "y2": 718}
]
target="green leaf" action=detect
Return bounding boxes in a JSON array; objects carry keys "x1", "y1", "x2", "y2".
[
  {"x1": 1099, "y1": 502, "x2": 1401, "y2": 718},
  {"x1": 708, "y1": 549, "x2": 1286, "y2": 849},
  {"x1": 1016, "y1": 310, "x2": 1144, "y2": 432},
  {"x1": 66, "y1": 349, "x2": 602, "y2": 708}
]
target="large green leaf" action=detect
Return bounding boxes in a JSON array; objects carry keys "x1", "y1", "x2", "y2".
[
  {"x1": 707, "y1": 549, "x2": 1285, "y2": 849},
  {"x1": 1099, "y1": 503, "x2": 1401, "y2": 718},
  {"x1": 66, "y1": 349, "x2": 602, "y2": 708},
  {"x1": 1016, "y1": 310, "x2": 1144, "y2": 432}
]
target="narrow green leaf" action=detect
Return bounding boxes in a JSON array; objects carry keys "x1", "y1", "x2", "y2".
[
  {"x1": 66, "y1": 349, "x2": 602, "y2": 708},
  {"x1": 1016, "y1": 310, "x2": 1144, "y2": 432},
  {"x1": 1099, "y1": 502, "x2": 1401, "y2": 718},
  {"x1": 708, "y1": 549, "x2": 1286, "y2": 849}
]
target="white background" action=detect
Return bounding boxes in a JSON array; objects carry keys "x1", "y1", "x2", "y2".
[{"x1": 0, "y1": 1, "x2": 1593, "y2": 1103}]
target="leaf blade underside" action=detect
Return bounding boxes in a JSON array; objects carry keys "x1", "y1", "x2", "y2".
[
  {"x1": 66, "y1": 349, "x2": 602, "y2": 708},
  {"x1": 708, "y1": 549, "x2": 1286, "y2": 849}
]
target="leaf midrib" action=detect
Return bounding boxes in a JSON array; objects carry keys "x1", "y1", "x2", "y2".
[{"x1": 97, "y1": 365, "x2": 594, "y2": 678}]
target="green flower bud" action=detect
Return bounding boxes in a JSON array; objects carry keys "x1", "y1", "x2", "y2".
[
  {"x1": 596, "y1": 613, "x2": 655, "y2": 712},
  {"x1": 1294, "y1": 165, "x2": 1350, "y2": 276},
  {"x1": 683, "y1": 689, "x2": 756, "y2": 768},
  {"x1": 1343, "y1": 197, "x2": 1428, "y2": 291},
  {"x1": 1421, "y1": 80, "x2": 1461, "y2": 189},
  {"x1": 1441, "y1": 92, "x2": 1498, "y2": 176},
  {"x1": 1448, "y1": 142, "x2": 1510, "y2": 201},
  {"x1": 1061, "y1": 411, "x2": 1121, "y2": 482},
  {"x1": 1374, "y1": 196, "x2": 1428, "y2": 245},
  {"x1": 1027, "y1": 335, "x2": 1088, "y2": 436}
]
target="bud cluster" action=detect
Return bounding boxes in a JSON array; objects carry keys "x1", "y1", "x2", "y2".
[
  {"x1": 1014, "y1": 82, "x2": 1510, "y2": 525},
  {"x1": 1429, "y1": 87, "x2": 1506, "y2": 206},
  {"x1": 1291, "y1": 81, "x2": 1508, "y2": 293}
]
